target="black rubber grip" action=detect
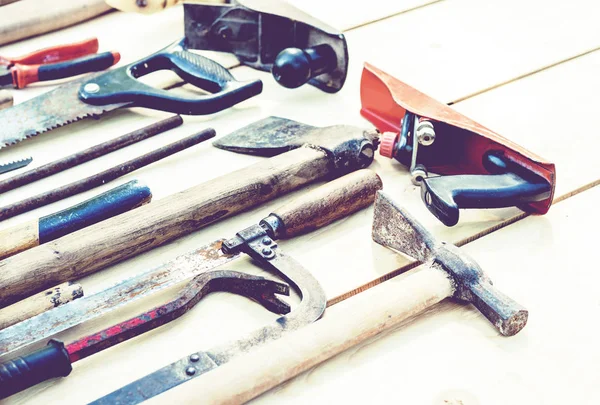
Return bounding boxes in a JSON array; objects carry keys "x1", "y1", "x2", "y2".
[
  {"x1": 0, "y1": 340, "x2": 72, "y2": 399},
  {"x1": 79, "y1": 39, "x2": 263, "y2": 115},
  {"x1": 37, "y1": 51, "x2": 117, "y2": 82}
]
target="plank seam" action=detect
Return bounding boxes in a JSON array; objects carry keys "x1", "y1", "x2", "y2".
[{"x1": 327, "y1": 178, "x2": 600, "y2": 307}]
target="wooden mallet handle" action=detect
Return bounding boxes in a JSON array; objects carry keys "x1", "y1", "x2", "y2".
[
  {"x1": 151, "y1": 264, "x2": 456, "y2": 404},
  {"x1": 267, "y1": 169, "x2": 382, "y2": 239}
]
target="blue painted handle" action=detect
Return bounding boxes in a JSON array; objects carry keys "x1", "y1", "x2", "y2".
[{"x1": 38, "y1": 180, "x2": 152, "y2": 244}]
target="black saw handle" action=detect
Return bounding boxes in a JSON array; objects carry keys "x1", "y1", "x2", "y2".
[
  {"x1": 78, "y1": 38, "x2": 263, "y2": 115},
  {"x1": 0, "y1": 340, "x2": 72, "y2": 399}
]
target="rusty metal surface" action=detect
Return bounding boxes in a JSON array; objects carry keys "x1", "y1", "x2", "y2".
[
  {"x1": 67, "y1": 270, "x2": 290, "y2": 362},
  {"x1": 0, "y1": 128, "x2": 215, "y2": 222},
  {"x1": 0, "y1": 240, "x2": 238, "y2": 356},
  {"x1": 0, "y1": 115, "x2": 182, "y2": 194},
  {"x1": 94, "y1": 224, "x2": 327, "y2": 404},
  {"x1": 0, "y1": 73, "x2": 126, "y2": 150},
  {"x1": 213, "y1": 116, "x2": 379, "y2": 178},
  {"x1": 372, "y1": 191, "x2": 528, "y2": 337}
]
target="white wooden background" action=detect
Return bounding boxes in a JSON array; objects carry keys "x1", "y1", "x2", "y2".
[{"x1": 0, "y1": 0, "x2": 598, "y2": 404}]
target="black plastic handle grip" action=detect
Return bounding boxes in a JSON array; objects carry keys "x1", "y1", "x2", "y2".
[
  {"x1": 0, "y1": 340, "x2": 72, "y2": 399},
  {"x1": 272, "y1": 44, "x2": 337, "y2": 89},
  {"x1": 78, "y1": 38, "x2": 263, "y2": 115},
  {"x1": 37, "y1": 51, "x2": 119, "y2": 82}
]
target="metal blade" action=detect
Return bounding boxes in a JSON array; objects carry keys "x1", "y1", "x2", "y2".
[
  {"x1": 93, "y1": 231, "x2": 327, "y2": 405},
  {"x1": 0, "y1": 156, "x2": 32, "y2": 175},
  {"x1": 372, "y1": 191, "x2": 437, "y2": 262},
  {"x1": 213, "y1": 116, "x2": 319, "y2": 157},
  {"x1": 0, "y1": 240, "x2": 238, "y2": 356},
  {"x1": 0, "y1": 74, "x2": 127, "y2": 150}
]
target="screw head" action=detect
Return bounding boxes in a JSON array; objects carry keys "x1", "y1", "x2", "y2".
[
  {"x1": 425, "y1": 191, "x2": 433, "y2": 206},
  {"x1": 186, "y1": 366, "x2": 196, "y2": 376},
  {"x1": 416, "y1": 121, "x2": 435, "y2": 146},
  {"x1": 410, "y1": 164, "x2": 428, "y2": 186},
  {"x1": 83, "y1": 83, "x2": 100, "y2": 94},
  {"x1": 262, "y1": 247, "x2": 272, "y2": 256},
  {"x1": 262, "y1": 237, "x2": 272, "y2": 246},
  {"x1": 190, "y1": 354, "x2": 200, "y2": 362}
]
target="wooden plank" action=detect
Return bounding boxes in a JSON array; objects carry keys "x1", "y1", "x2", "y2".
[
  {"x1": 289, "y1": 0, "x2": 441, "y2": 30},
  {"x1": 341, "y1": 0, "x2": 600, "y2": 103},
  {"x1": 242, "y1": 184, "x2": 600, "y2": 405}
]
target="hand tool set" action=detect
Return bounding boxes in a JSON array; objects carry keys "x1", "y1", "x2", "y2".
[
  {"x1": 0, "y1": 1, "x2": 558, "y2": 403},
  {"x1": 0, "y1": 170, "x2": 381, "y2": 399}
]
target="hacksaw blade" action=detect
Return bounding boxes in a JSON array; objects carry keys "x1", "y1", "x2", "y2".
[
  {"x1": 0, "y1": 239, "x2": 238, "y2": 356},
  {"x1": 0, "y1": 74, "x2": 127, "y2": 150},
  {"x1": 0, "y1": 156, "x2": 32, "y2": 175}
]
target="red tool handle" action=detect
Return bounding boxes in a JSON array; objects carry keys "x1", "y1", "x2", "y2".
[
  {"x1": 11, "y1": 51, "x2": 120, "y2": 88},
  {"x1": 5, "y1": 38, "x2": 99, "y2": 66}
]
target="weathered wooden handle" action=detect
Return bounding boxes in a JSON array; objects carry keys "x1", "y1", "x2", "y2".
[
  {"x1": 152, "y1": 265, "x2": 455, "y2": 404},
  {"x1": 0, "y1": 282, "x2": 83, "y2": 330},
  {"x1": 0, "y1": 146, "x2": 331, "y2": 308},
  {"x1": 0, "y1": 180, "x2": 152, "y2": 261},
  {"x1": 0, "y1": 219, "x2": 38, "y2": 261},
  {"x1": 0, "y1": 90, "x2": 13, "y2": 110},
  {"x1": 105, "y1": 0, "x2": 180, "y2": 14},
  {"x1": 0, "y1": 0, "x2": 112, "y2": 46},
  {"x1": 269, "y1": 170, "x2": 382, "y2": 238}
]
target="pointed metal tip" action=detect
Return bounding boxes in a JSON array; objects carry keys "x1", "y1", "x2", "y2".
[{"x1": 0, "y1": 156, "x2": 33, "y2": 175}]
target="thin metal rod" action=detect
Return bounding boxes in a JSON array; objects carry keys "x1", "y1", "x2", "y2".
[
  {"x1": 0, "y1": 114, "x2": 183, "y2": 194},
  {"x1": 0, "y1": 128, "x2": 215, "y2": 221}
]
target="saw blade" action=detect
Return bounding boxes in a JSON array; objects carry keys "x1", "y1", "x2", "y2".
[
  {"x1": 0, "y1": 156, "x2": 32, "y2": 175},
  {"x1": 0, "y1": 74, "x2": 127, "y2": 150},
  {"x1": 0, "y1": 239, "x2": 238, "y2": 356}
]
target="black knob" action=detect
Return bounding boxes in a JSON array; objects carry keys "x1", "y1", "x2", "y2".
[{"x1": 272, "y1": 44, "x2": 337, "y2": 89}]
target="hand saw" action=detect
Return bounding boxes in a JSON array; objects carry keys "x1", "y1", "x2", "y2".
[
  {"x1": 0, "y1": 38, "x2": 262, "y2": 150},
  {"x1": 360, "y1": 62, "x2": 556, "y2": 226}
]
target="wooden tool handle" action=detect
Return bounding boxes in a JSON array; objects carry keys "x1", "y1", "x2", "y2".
[
  {"x1": 267, "y1": 170, "x2": 382, "y2": 239},
  {"x1": 0, "y1": 90, "x2": 13, "y2": 110},
  {"x1": 106, "y1": 0, "x2": 180, "y2": 14},
  {"x1": 0, "y1": 0, "x2": 112, "y2": 46},
  {"x1": 0, "y1": 219, "x2": 38, "y2": 261},
  {"x1": 0, "y1": 180, "x2": 152, "y2": 261},
  {"x1": 0, "y1": 147, "x2": 331, "y2": 308},
  {"x1": 0, "y1": 282, "x2": 83, "y2": 330},
  {"x1": 153, "y1": 265, "x2": 455, "y2": 404}
]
